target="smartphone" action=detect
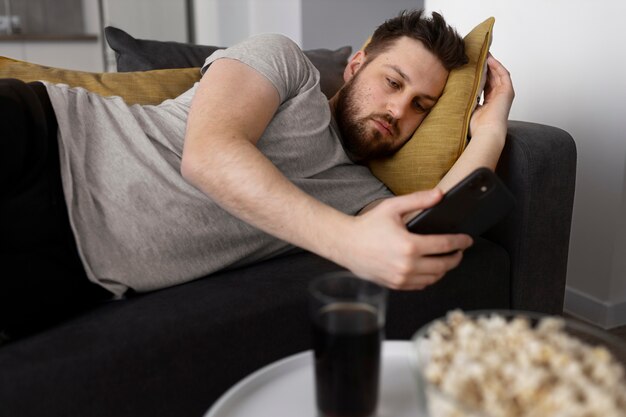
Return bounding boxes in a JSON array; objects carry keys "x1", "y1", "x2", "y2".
[{"x1": 406, "y1": 167, "x2": 515, "y2": 238}]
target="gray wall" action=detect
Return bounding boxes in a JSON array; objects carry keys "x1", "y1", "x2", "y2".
[
  {"x1": 99, "y1": 0, "x2": 188, "y2": 71},
  {"x1": 101, "y1": 0, "x2": 188, "y2": 42},
  {"x1": 301, "y1": 0, "x2": 423, "y2": 53},
  {"x1": 1, "y1": 0, "x2": 85, "y2": 34},
  {"x1": 193, "y1": 0, "x2": 424, "y2": 52}
]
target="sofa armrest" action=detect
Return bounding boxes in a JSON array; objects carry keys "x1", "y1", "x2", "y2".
[{"x1": 487, "y1": 120, "x2": 577, "y2": 314}]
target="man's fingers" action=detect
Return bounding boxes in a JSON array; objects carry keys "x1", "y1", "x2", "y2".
[
  {"x1": 485, "y1": 55, "x2": 514, "y2": 95},
  {"x1": 416, "y1": 250, "x2": 464, "y2": 274},
  {"x1": 386, "y1": 250, "x2": 465, "y2": 291},
  {"x1": 387, "y1": 277, "x2": 437, "y2": 291},
  {"x1": 486, "y1": 54, "x2": 509, "y2": 75},
  {"x1": 415, "y1": 233, "x2": 473, "y2": 256},
  {"x1": 382, "y1": 188, "x2": 443, "y2": 217},
  {"x1": 379, "y1": 240, "x2": 469, "y2": 291}
]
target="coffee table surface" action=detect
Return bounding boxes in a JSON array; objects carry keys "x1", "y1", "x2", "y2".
[{"x1": 204, "y1": 340, "x2": 420, "y2": 417}]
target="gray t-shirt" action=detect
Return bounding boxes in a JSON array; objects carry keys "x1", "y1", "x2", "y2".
[{"x1": 44, "y1": 33, "x2": 392, "y2": 297}]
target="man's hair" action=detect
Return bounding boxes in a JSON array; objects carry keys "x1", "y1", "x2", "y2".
[{"x1": 364, "y1": 9, "x2": 468, "y2": 71}]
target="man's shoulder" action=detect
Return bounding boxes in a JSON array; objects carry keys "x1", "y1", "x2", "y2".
[
  {"x1": 200, "y1": 33, "x2": 319, "y2": 104},
  {"x1": 237, "y1": 33, "x2": 308, "y2": 65},
  {"x1": 222, "y1": 33, "x2": 304, "y2": 58},
  {"x1": 248, "y1": 33, "x2": 301, "y2": 49},
  {"x1": 202, "y1": 33, "x2": 308, "y2": 73}
]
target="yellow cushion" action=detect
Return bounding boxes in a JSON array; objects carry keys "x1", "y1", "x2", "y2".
[
  {"x1": 368, "y1": 17, "x2": 495, "y2": 194},
  {"x1": 0, "y1": 56, "x2": 201, "y2": 105}
]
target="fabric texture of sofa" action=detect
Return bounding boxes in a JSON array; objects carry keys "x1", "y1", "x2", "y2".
[{"x1": 0, "y1": 29, "x2": 577, "y2": 417}]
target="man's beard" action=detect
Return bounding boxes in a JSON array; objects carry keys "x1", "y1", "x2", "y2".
[{"x1": 334, "y1": 71, "x2": 402, "y2": 164}]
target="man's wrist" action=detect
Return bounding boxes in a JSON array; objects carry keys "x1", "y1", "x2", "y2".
[
  {"x1": 313, "y1": 212, "x2": 358, "y2": 268},
  {"x1": 471, "y1": 127, "x2": 506, "y2": 148}
]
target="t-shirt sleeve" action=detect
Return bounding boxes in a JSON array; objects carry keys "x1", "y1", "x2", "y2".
[{"x1": 200, "y1": 33, "x2": 316, "y2": 104}]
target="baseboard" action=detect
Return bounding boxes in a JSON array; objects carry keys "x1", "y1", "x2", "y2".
[{"x1": 564, "y1": 286, "x2": 626, "y2": 329}]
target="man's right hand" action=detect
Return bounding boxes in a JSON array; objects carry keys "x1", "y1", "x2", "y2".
[{"x1": 334, "y1": 189, "x2": 474, "y2": 290}]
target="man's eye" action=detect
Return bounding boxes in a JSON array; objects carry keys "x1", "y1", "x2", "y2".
[
  {"x1": 413, "y1": 100, "x2": 427, "y2": 113},
  {"x1": 386, "y1": 78, "x2": 400, "y2": 89}
]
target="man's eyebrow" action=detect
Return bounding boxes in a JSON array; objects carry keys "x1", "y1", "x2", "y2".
[
  {"x1": 385, "y1": 64, "x2": 438, "y2": 103},
  {"x1": 386, "y1": 64, "x2": 411, "y2": 83}
]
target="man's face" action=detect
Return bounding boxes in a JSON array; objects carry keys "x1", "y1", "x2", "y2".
[{"x1": 333, "y1": 37, "x2": 449, "y2": 163}]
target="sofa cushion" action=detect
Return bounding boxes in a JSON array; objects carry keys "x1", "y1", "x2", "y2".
[
  {"x1": 104, "y1": 26, "x2": 223, "y2": 72},
  {"x1": 0, "y1": 56, "x2": 200, "y2": 105},
  {"x1": 104, "y1": 26, "x2": 351, "y2": 99},
  {"x1": 368, "y1": 17, "x2": 496, "y2": 194}
]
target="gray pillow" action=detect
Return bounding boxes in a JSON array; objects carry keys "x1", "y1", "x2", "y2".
[{"x1": 104, "y1": 26, "x2": 352, "y2": 98}]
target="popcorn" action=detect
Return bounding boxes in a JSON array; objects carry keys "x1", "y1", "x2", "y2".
[{"x1": 415, "y1": 310, "x2": 626, "y2": 417}]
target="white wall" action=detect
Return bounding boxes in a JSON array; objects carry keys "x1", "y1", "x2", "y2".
[
  {"x1": 424, "y1": 0, "x2": 626, "y2": 328},
  {"x1": 192, "y1": 0, "x2": 219, "y2": 45}
]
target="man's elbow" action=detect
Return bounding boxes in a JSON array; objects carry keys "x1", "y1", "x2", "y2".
[{"x1": 180, "y1": 148, "x2": 202, "y2": 186}]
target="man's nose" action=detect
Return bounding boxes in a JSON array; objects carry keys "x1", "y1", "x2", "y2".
[{"x1": 387, "y1": 96, "x2": 410, "y2": 120}]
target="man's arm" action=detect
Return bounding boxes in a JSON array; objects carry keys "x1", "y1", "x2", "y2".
[
  {"x1": 182, "y1": 58, "x2": 346, "y2": 258},
  {"x1": 437, "y1": 54, "x2": 515, "y2": 192},
  {"x1": 399, "y1": 55, "x2": 515, "y2": 226},
  {"x1": 338, "y1": 56, "x2": 513, "y2": 286},
  {"x1": 181, "y1": 58, "x2": 472, "y2": 290}
]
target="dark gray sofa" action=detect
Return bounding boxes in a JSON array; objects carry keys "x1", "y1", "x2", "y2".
[
  {"x1": 0, "y1": 120, "x2": 577, "y2": 417},
  {"x1": 0, "y1": 28, "x2": 577, "y2": 417}
]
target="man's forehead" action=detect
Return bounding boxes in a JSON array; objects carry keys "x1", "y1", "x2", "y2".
[
  {"x1": 377, "y1": 36, "x2": 431, "y2": 60},
  {"x1": 366, "y1": 38, "x2": 438, "y2": 77}
]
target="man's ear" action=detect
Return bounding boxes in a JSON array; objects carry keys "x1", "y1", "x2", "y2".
[{"x1": 343, "y1": 50, "x2": 366, "y2": 82}]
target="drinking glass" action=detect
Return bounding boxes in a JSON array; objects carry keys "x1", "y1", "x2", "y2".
[{"x1": 309, "y1": 272, "x2": 388, "y2": 417}]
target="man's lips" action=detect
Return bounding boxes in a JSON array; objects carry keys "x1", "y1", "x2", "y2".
[{"x1": 371, "y1": 118, "x2": 393, "y2": 136}]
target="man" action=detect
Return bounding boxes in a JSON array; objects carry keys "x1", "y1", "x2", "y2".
[
  {"x1": 182, "y1": 10, "x2": 513, "y2": 290},
  {"x1": 1, "y1": 9, "x2": 513, "y2": 339}
]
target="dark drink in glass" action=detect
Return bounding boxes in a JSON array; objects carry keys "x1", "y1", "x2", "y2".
[
  {"x1": 312, "y1": 302, "x2": 383, "y2": 417},
  {"x1": 309, "y1": 273, "x2": 387, "y2": 417}
]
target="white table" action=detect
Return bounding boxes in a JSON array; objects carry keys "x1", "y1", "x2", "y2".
[{"x1": 204, "y1": 341, "x2": 421, "y2": 417}]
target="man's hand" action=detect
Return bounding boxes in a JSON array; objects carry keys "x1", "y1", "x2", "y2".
[
  {"x1": 469, "y1": 54, "x2": 515, "y2": 141},
  {"x1": 335, "y1": 189, "x2": 474, "y2": 290}
]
